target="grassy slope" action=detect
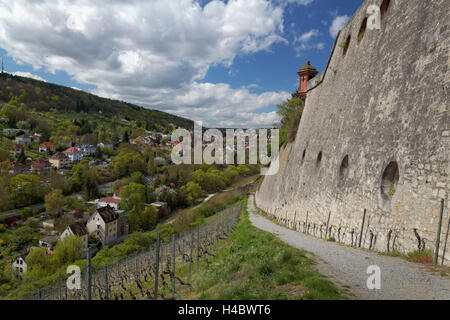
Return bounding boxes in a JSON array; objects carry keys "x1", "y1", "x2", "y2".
[{"x1": 181, "y1": 197, "x2": 344, "y2": 300}]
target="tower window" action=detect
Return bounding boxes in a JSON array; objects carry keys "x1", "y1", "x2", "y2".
[{"x1": 302, "y1": 149, "x2": 306, "y2": 164}]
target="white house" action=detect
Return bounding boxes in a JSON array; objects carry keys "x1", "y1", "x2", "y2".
[
  {"x1": 77, "y1": 144, "x2": 96, "y2": 157},
  {"x1": 39, "y1": 142, "x2": 56, "y2": 153},
  {"x1": 39, "y1": 235, "x2": 59, "y2": 254},
  {"x1": 14, "y1": 135, "x2": 31, "y2": 145},
  {"x1": 63, "y1": 147, "x2": 83, "y2": 162},
  {"x1": 86, "y1": 206, "x2": 120, "y2": 246},
  {"x1": 59, "y1": 222, "x2": 89, "y2": 250},
  {"x1": 42, "y1": 219, "x2": 55, "y2": 229},
  {"x1": 12, "y1": 253, "x2": 28, "y2": 275},
  {"x1": 97, "y1": 198, "x2": 120, "y2": 211}
]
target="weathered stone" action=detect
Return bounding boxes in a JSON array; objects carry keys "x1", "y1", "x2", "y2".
[{"x1": 256, "y1": 0, "x2": 449, "y2": 265}]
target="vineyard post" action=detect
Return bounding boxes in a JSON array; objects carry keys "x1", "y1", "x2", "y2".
[
  {"x1": 171, "y1": 234, "x2": 176, "y2": 298},
  {"x1": 189, "y1": 233, "x2": 193, "y2": 279},
  {"x1": 196, "y1": 227, "x2": 200, "y2": 272},
  {"x1": 216, "y1": 223, "x2": 219, "y2": 251},
  {"x1": 182, "y1": 237, "x2": 185, "y2": 265},
  {"x1": 154, "y1": 233, "x2": 160, "y2": 300},
  {"x1": 86, "y1": 247, "x2": 91, "y2": 300},
  {"x1": 434, "y1": 199, "x2": 445, "y2": 264},
  {"x1": 104, "y1": 264, "x2": 109, "y2": 300}
]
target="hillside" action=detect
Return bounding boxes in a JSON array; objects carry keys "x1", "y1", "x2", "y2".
[{"x1": 0, "y1": 73, "x2": 193, "y2": 133}]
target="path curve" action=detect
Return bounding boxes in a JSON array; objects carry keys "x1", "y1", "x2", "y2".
[{"x1": 247, "y1": 195, "x2": 450, "y2": 300}]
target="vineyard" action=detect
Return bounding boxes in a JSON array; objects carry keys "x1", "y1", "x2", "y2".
[{"x1": 24, "y1": 204, "x2": 242, "y2": 300}]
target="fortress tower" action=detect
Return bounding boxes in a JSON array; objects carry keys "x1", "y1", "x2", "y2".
[{"x1": 297, "y1": 60, "x2": 318, "y2": 100}]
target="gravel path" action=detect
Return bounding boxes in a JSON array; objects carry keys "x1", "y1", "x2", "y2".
[{"x1": 247, "y1": 195, "x2": 450, "y2": 300}]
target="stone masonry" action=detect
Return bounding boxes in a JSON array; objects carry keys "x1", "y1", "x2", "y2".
[{"x1": 256, "y1": 0, "x2": 450, "y2": 264}]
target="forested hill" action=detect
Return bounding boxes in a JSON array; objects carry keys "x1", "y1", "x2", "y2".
[{"x1": 0, "y1": 73, "x2": 193, "y2": 132}]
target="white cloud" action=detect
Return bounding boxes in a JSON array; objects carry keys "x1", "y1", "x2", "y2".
[
  {"x1": 329, "y1": 15, "x2": 349, "y2": 38},
  {"x1": 11, "y1": 71, "x2": 46, "y2": 82},
  {"x1": 94, "y1": 81, "x2": 290, "y2": 128},
  {"x1": 0, "y1": 0, "x2": 292, "y2": 127},
  {"x1": 293, "y1": 29, "x2": 325, "y2": 57},
  {"x1": 277, "y1": 0, "x2": 314, "y2": 5}
]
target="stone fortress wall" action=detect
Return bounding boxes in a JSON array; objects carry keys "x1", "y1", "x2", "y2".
[{"x1": 256, "y1": 0, "x2": 450, "y2": 263}]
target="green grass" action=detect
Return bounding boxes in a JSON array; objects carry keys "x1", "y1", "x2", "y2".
[
  {"x1": 379, "y1": 249, "x2": 433, "y2": 264},
  {"x1": 182, "y1": 197, "x2": 344, "y2": 300},
  {"x1": 403, "y1": 250, "x2": 433, "y2": 264}
]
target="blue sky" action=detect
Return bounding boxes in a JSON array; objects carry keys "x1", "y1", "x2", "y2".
[{"x1": 0, "y1": 0, "x2": 364, "y2": 127}]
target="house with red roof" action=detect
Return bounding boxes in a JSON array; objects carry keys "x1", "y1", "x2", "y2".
[
  {"x1": 63, "y1": 147, "x2": 83, "y2": 162},
  {"x1": 49, "y1": 152, "x2": 70, "y2": 169},
  {"x1": 31, "y1": 158, "x2": 52, "y2": 173},
  {"x1": 113, "y1": 186, "x2": 124, "y2": 199},
  {"x1": 97, "y1": 197, "x2": 121, "y2": 211},
  {"x1": 39, "y1": 142, "x2": 56, "y2": 153}
]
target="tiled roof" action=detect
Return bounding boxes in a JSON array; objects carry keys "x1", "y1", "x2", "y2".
[
  {"x1": 96, "y1": 205, "x2": 119, "y2": 223},
  {"x1": 63, "y1": 147, "x2": 81, "y2": 154},
  {"x1": 50, "y1": 152, "x2": 68, "y2": 160},
  {"x1": 40, "y1": 142, "x2": 55, "y2": 147},
  {"x1": 99, "y1": 197, "x2": 120, "y2": 203},
  {"x1": 114, "y1": 186, "x2": 124, "y2": 195},
  {"x1": 32, "y1": 159, "x2": 51, "y2": 170},
  {"x1": 68, "y1": 222, "x2": 88, "y2": 237}
]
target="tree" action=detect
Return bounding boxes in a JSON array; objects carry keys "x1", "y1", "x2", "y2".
[
  {"x1": 139, "y1": 206, "x2": 158, "y2": 230},
  {"x1": 147, "y1": 153, "x2": 156, "y2": 175},
  {"x1": 119, "y1": 183, "x2": 147, "y2": 212},
  {"x1": 191, "y1": 168, "x2": 227, "y2": 193},
  {"x1": 181, "y1": 182, "x2": 203, "y2": 206},
  {"x1": 122, "y1": 130, "x2": 129, "y2": 143},
  {"x1": 69, "y1": 162, "x2": 99, "y2": 200},
  {"x1": 24, "y1": 247, "x2": 54, "y2": 281},
  {"x1": 53, "y1": 235, "x2": 83, "y2": 266},
  {"x1": 276, "y1": 96, "x2": 304, "y2": 145},
  {"x1": 8, "y1": 174, "x2": 46, "y2": 206},
  {"x1": 112, "y1": 150, "x2": 146, "y2": 177},
  {"x1": 17, "y1": 149, "x2": 26, "y2": 164},
  {"x1": 45, "y1": 189, "x2": 65, "y2": 213},
  {"x1": 25, "y1": 247, "x2": 49, "y2": 267}
]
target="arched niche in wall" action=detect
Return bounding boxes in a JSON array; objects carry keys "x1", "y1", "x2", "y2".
[
  {"x1": 316, "y1": 151, "x2": 322, "y2": 167},
  {"x1": 339, "y1": 155, "x2": 349, "y2": 180},
  {"x1": 380, "y1": 0, "x2": 391, "y2": 21},
  {"x1": 357, "y1": 17, "x2": 368, "y2": 45},
  {"x1": 381, "y1": 161, "x2": 400, "y2": 201}
]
